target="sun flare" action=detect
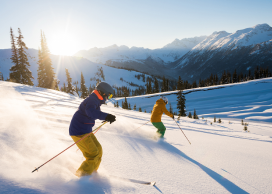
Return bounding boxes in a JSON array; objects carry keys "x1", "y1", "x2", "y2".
[{"x1": 47, "y1": 32, "x2": 78, "y2": 56}]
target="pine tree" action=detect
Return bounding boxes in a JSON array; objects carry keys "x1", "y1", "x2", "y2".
[
  {"x1": 193, "y1": 109, "x2": 198, "y2": 119},
  {"x1": 227, "y1": 71, "x2": 232, "y2": 84},
  {"x1": 99, "y1": 67, "x2": 105, "y2": 80},
  {"x1": 37, "y1": 31, "x2": 56, "y2": 89},
  {"x1": 248, "y1": 70, "x2": 252, "y2": 80},
  {"x1": 169, "y1": 102, "x2": 173, "y2": 114},
  {"x1": 146, "y1": 79, "x2": 152, "y2": 94},
  {"x1": 65, "y1": 68, "x2": 76, "y2": 95},
  {"x1": 17, "y1": 28, "x2": 34, "y2": 85},
  {"x1": 176, "y1": 76, "x2": 186, "y2": 116},
  {"x1": 177, "y1": 89, "x2": 186, "y2": 116},
  {"x1": 188, "y1": 112, "x2": 192, "y2": 118},
  {"x1": 139, "y1": 107, "x2": 142, "y2": 112},
  {"x1": 9, "y1": 27, "x2": 19, "y2": 82},
  {"x1": 254, "y1": 66, "x2": 259, "y2": 79},
  {"x1": 221, "y1": 70, "x2": 227, "y2": 84},
  {"x1": 232, "y1": 69, "x2": 238, "y2": 83},
  {"x1": 54, "y1": 79, "x2": 60, "y2": 90},
  {"x1": 215, "y1": 74, "x2": 219, "y2": 85},
  {"x1": 209, "y1": 73, "x2": 214, "y2": 86},
  {"x1": 116, "y1": 101, "x2": 119, "y2": 108},
  {"x1": 153, "y1": 78, "x2": 159, "y2": 93},
  {"x1": 177, "y1": 76, "x2": 184, "y2": 90},
  {"x1": 133, "y1": 104, "x2": 136, "y2": 110},
  {"x1": 122, "y1": 97, "x2": 128, "y2": 109},
  {"x1": 62, "y1": 83, "x2": 66, "y2": 92},
  {"x1": 0, "y1": 72, "x2": 3, "y2": 80},
  {"x1": 74, "y1": 81, "x2": 79, "y2": 96},
  {"x1": 89, "y1": 84, "x2": 95, "y2": 94},
  {"x1": 192, "y1": 81, "x2": 197, "y2": 88},
  {"x1": 9, "y1": 28, "x2": 34, "y2": 85},
  {"x1": 198, "y1": 78, "x2": 202, "y2": 87},
  {"x1": 239, "y1": 72, "x2": 244, "y2": 82},
  {"x1": 161, "y1": 76, "x2": 166, "y2": 92},
  {"x1": 80, "y1": 72, "x2": 88, "y2": 98}
]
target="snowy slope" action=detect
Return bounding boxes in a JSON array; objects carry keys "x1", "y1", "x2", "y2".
[
  {"x1": 1, "y1": 79, "x2": 272, "y2": 193},
  {"x1": 113, "y1": 78, "x2": 272, "y2": 123}
]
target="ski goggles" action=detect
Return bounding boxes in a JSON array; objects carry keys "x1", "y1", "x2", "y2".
[{"x1": 108, "y1": 93, "x2": 113, "y2": 100}]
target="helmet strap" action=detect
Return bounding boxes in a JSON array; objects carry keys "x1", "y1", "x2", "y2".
[{"x1": 98, "y1": 90, "x2": 107, "y2": 100}]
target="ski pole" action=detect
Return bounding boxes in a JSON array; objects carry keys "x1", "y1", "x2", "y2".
[
  {"x1": 32, "y1": 122, "x2": 108, "y2": 173},
  {"x1": 131, "y1": 121, "x2": 150, "y2": 132},
  {"x1": 173, "y1": 119, "x2": 191, "y2": 145},
  {"x1": 136, "y1": 121, "x2": 150, "y2": 130}
]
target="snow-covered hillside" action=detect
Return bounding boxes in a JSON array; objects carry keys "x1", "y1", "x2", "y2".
[
  {"x1": 0, "y1": 79, "x2": 272, "y2": 193},
  {"x1": 113, "y1": 77, "x2": 272, "y2": 123},
  {"x1": 74, "y1": 36, "x2": 207, "y2": 64}
]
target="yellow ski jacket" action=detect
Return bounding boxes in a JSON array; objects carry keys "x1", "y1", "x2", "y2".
[{"x1": 150, "y1": 99, "x2": 173, "y2": 122}]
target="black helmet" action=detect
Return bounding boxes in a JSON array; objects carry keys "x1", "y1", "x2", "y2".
[{"x1": 96, "y1": 82, "x2": 114, "y2": 96}]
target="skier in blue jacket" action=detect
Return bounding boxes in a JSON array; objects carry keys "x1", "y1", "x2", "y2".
[{"x1": 69, "y1": 82, "x2": 116, "y2": 177}]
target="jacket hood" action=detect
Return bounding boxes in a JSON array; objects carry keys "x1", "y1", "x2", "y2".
[{"x1": 156, "y1": 98, "x2": 166, "y2": 105}]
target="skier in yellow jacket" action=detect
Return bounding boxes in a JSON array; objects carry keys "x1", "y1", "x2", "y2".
[{"x1": 151, "y1": 96, "x2": 174, "y2": 138}]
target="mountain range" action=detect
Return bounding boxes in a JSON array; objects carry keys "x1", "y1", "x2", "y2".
[
  {"x1": 75, "y1": 24, "x2": 272, "y2": 82},
  {"x1": 1, "y1": 24, "x2": 272, "y2": 87}
]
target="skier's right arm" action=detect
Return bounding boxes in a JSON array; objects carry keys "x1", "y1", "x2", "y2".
[{"x1": 162, "y1": 105, "x2": 173, "y2": 118}]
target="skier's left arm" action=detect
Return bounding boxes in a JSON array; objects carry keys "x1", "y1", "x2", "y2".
[{"x1": 85, "y1": 101, "x2": 108, "y2": 120}]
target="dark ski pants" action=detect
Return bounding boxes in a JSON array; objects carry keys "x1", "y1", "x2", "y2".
[{"x1": 152, "y1": 122, "x2": 166, "y2": 138}]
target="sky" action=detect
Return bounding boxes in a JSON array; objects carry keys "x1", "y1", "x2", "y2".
[{"x1": 1, "y1": 0, "x2": 272, "y2": 55}]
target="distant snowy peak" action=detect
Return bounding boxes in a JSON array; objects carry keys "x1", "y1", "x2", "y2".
[
  {"x1": 250, "y1": 23, "x2": 272, "y2": 31},
  {"x1": 192, "y1": 23, "x2": 272, "y2": 51},
  {"x1": 192, "y1": 31, "x2": 231, "y2": 51},
  {"x1": 163, "y1": 36, "x2": 207, "y2": 49}
]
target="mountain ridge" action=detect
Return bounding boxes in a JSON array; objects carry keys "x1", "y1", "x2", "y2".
[
  {"x1": 1, "y1": 24, "x2": 272, "y2": 85},
  {"x1": 74, "y1": 36, "x2": 207, "y2": 64},
  {"x1": 74, "y1": 23, "x2": 272, "y2": 82}
]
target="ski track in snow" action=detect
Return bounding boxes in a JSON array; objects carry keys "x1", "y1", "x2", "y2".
[{"x1": 0, "y1": 79, "x2": 272, "y2": 194}]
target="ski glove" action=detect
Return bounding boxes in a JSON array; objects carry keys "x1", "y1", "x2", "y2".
[{"x1": 105, "y1": 114, "x2": 116, "y2": 124}]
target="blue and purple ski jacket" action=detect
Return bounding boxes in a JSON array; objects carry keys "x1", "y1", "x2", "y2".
[{"x1": 69, "y1": 90, "x2": 108, "y2": 136}]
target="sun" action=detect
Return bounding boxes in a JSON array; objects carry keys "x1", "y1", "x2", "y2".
[{"x1": 47, "y1": 32, "x2": 78, "y2": 56}]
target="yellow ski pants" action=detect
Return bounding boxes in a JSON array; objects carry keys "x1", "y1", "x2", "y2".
[{"x1": 71, "y1": 133, "x2": 102, "y2": 177}]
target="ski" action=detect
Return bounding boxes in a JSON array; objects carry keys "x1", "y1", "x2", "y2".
[{"x1": 110, "y1": 175, "x2": 156, "y2": 186}]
